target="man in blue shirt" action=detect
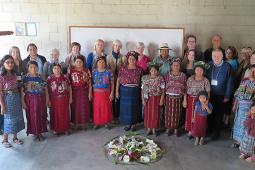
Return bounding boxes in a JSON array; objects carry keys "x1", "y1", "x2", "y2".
[{"x1": 206, "y1": 49, "x2": 233, "y2": 140}]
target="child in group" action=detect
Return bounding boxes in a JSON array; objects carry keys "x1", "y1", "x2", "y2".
[
  {"x1": 69, "y1": 55, "x2": 92, "y2": 130},
  {"x1": 47, "y1": 63, "x2": 72, "y2": 135},
  {"x1": 141, "y1": 64, "x2": 165, "y2": 136},
  {"x1": 239, "y1": 103, "x2": 255, "y2": 162},
  {"x1": 191, "y1": 91, "x2": 213, "y2": 146},
  {"x1": 92, "y1": 57, "x2": 114, "y2": 129},
  {"x1": 0, "y1": 55, "x2": 25, "y2": 148},
  {"x1": 21, "y1": 61, "x2": 49, "y2": 141}
]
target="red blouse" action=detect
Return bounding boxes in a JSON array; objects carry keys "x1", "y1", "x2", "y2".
[
  {"x1": 69, "y1": 68, "x2": 91, "y2": 88},
  {"x1": 118, "y1": 65, "x2": 143, "y2": 86},
  {"x1": 164, "y1": 72, "x2": 187, "y2": 95},
  {"x1": 47, "y1": 75, "x2": 70, "y2": 97}
]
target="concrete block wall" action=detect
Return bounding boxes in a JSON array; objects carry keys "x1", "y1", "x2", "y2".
[{"x1": 0, "y1": 0, "x2": 255, "y2": 61}]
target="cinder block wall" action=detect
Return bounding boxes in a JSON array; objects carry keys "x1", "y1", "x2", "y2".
[{"x1": 0, "y1": 0, "x2": 254, "y2": 60}]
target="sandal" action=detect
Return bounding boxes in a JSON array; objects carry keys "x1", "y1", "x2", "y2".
[
  {"x1": 231, "y1": 142, "x2": 240, "y2": 148},
  {"x1": 246, "y1": 156, "x2": 255, "y2": 162},
  {"x1": 199, "y1": 138, "x2": 204, "y2": 145},
  {"x1": 2, "y1": 141, "x2": 12, "y2": 148},
  {"x1": 239, "y1": 153, "x2": 249, "y2": 159},
  {"x1": 13, "y1": 138, "x2": 23, "y2": 145}
]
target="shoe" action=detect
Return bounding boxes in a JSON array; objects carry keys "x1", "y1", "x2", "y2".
[
  {"x1": 105, "y1": 124, "x2": 111, "y2": 130},
  {"x1": 2, "y1": 141, "x2": 12, "y2": 148},
  {"x1": 124, "y1": 126, "x2": 131, "y2": 131},
  {"x1": 93, "y1": 125, "x2": 99, "y2": 130},
  {"x1": 231, "y1": 143, "x2": 240, "y2": 148},
  {"x1": 239, "y1": 153, "x2": 249, "y2": 159},
  {"x1": 13, "y1": 138, "x2": 23, "y2": 145}
]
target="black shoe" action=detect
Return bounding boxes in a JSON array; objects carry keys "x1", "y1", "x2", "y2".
[
  {"x1": 124, "y1": 126, "x2": 131, "y2": 131},
  {"x1": 188, "y1": 135, "x2": 193, "y2": 140}
]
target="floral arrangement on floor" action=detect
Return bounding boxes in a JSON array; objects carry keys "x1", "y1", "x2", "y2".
[{"x1": 104, "y1": 132, "x2": 164, "y2": 164}]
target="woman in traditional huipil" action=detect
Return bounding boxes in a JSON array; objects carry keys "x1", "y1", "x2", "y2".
[
  {"x1": 141, "y1": 65, "x2": 165, "y2": 136},
  {"x1": 21, "y1": 61, "x2": 49, "y2": 141},
  {"x1": 0, "y1": 55, "x2": 25, "y2": 148},
  {"x1": 185, "y1": 62, "x2": 210, "y2": 138},
  {"x1": 92, "y1": 57, "x2": 114, "y2": 129},
  {"x1": 116, "y1": 51, "x2": 143, "y2": 131},
  {"x1": 69, "y1": 55, "x2": 92, "y2": 130},
  {"x1": 47, "y1": 63, "x2": 72, "y2": 134},
  {"x1": 232, "y1": 64, "x2": 255, "y2": 147},
  {"x1": 164, "y1": 57, "x2": 187, "y2": 136}
]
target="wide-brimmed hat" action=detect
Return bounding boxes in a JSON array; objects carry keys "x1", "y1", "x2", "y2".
[{"x1": 159, "y1": 43, "x2": 171, "y2": 50}]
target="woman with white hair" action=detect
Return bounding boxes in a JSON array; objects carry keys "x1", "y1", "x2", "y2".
[
  {"x1": 106, "y1": 39, "x2": 126, "y2": 121},
  {"x1": 135, "y1": 42, "x2": 151, "y2": 74},
  {"x1": 86, "y1": 39, "x2": 107, "y2": 71}
]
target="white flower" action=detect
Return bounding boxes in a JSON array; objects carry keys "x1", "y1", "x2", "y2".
[
  {"x1": 140, "y1": 156, "x2": 150, "y2": 163},
  {"x1": 123, "y1": 155, "x2": 130, "y2": 163}
]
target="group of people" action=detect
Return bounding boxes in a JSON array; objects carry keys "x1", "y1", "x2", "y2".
[{"x1": 0, "y1": 34, "x2": 254, "y2": 163}]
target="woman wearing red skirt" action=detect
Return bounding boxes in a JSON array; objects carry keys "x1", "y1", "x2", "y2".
[
  {"x1": 47, "y1": 63, "x2": 72, "y2": 134},
  {"x1": 69, "y1": 55, "x2": 92, "y2": 130},
  {"x1": 164, "y1": 57, "x2": 187, "y2": 136},
  {"x1": 141, "y1": 65, "x2": 165, "y2": 136},
  {"x1": 186, "y1": 62, "x2": 210, "y2": 138},
  {"x1": 92, "y1": 57, "x2": 114, "y2": 129},
  {"x1": 191, "y1": 91, "x2": 213, "y2": 146}
]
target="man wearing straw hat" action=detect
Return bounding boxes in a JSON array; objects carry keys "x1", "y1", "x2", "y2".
[{"x1": 150, "y1": 43, "x2": 173, "y2": 76}]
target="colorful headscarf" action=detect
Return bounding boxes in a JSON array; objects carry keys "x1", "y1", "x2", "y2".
[{"x1": 126, "y1": 51, "x2": 139, "y2": 60}]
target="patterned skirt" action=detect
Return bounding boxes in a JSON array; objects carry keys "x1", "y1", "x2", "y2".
[
  {"x1": 185, "y1": 95, "x2": 198, "y2": 132},
  {"x1": 93, "y1": 90, "x2": 113, "y2": 125},
  {"x1": 25, "y1": 94, "x2": 47, "y2": 135},
  {"x1": 119, "y1": 85, "x2": 142, "y2": 125},
  {"x1": 50, "y1": 95, "x2": 70, "y2": 133},
  {"x1": 232, "y1": 100, "x2": 252, "y2": 143},
  {"x1": 144, "y1": 96, "x2": 161, "y2": 129},
  {"x1": 191, "y1": 114, "x2": 207, "y2": 138},
  {"x1": 3, "y1": 92, "x2": 25, "y2": 134},
  {"x1": 240, "y1": 131, "x2": 255, "y2": 156},
  {"x1": 165, "y1": 95, "x2": 182, "y2": 130},
  {"x1": 71, "y1": 86, "x2": 90, "y2": 126}
]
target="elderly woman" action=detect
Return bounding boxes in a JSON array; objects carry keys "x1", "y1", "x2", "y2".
[
  {"x1": 116, "y1": 51, "x2": 143, "y2": 131},
  {"x1": 106, "y1": 40, "x2": 126, "y2": 121},
  {"x1": 164, "y1": 57, "x2": 187, "y2": 136},
  {"x1": 150, "y1": 43, "x2": 172, "y2": 76},
  {"x1": 207, "y1": 49, "x2": 233, "y2": 140},
  {"x1": 185, "y1": 62, "x2": 210, "y2": 138},
  {"x1": 87, "y1": 39, "x2": 107, "y2": 71},
  {"x1": 135, "y1": 42, "x2": 151, "y2": 74},
  {"x1": 232, "y1": 64, "x2": 255, "y2": 148},
  {"x1": 42, "y1": 48, "x2": 65, "y2": 80}
]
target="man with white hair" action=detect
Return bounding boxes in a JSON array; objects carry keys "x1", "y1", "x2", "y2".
[{"x1": 206, "y1": 49, "x2": 233, "y2": 140}]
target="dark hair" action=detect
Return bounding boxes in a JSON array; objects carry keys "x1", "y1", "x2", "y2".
[
  {"x1": 249, "y1": 64, "x2": 255, "y2": 69},
  {"x1": 198, "y1": 90, "x2": 209, "y2": 99},
  {"x1": 149, "y1": 64, "x2": 159, "y2": 71},
  {"x1": 27, "y1": 43, "x2": 37, "y2": 51},
  {"x1": 27, "y1": 60, "x2": 38, "y2": 69},
  {"x1": 70, "y1": 42, "x2": 81, "y2": 52},
  {"x1": 0, "y1": 55, "x2": 15, "y2": 76},
  {"x1": 186, "y1": 34, "x2": 197, "y2": 43},
  {"x1": 226, "y1": 46, "x2": 238, "y2": 59},
  {"x1": 194, "y1": 64, "x2": 205, "y2": 72},
  {"x1": 74, "y1": 55, "x2": 85, "y2": 63},
  {"x1": 95, "y1": 56, "x2": 107, "y2": 66},
  {"x1": 126, "y1": 51, "x2": 139, "y2": 61},
  {"x1": 250, "y1": 102, "x2": 255, "y2": 109},
  {"x1": 52, "y1": 63, "x2": 62, "y2": 69}
]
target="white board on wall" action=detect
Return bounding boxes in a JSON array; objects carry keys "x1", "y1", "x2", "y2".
[{"x1": 69, "y1": 26, "x2": 185, "y2": 59}]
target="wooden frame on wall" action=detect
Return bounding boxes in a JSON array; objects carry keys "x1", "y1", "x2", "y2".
[{"x1": 68, "y1": 26, "x2": 185, "y2": 59}]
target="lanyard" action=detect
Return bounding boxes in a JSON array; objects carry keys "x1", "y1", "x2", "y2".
[{"x1": 212, "y1": 64, "x2": 222, "y2": 80}]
